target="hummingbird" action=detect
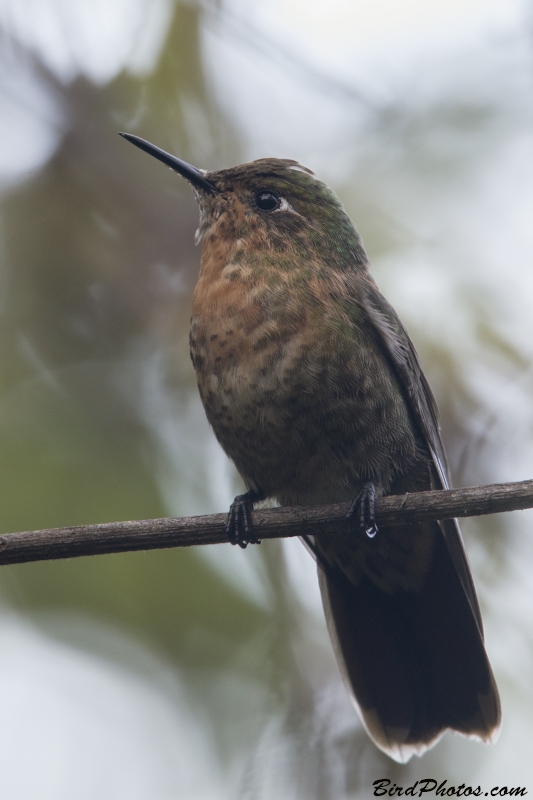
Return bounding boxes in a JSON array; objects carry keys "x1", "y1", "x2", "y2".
[{"x1": 120, "y1": 132, "x2": 501, "y2": 763}]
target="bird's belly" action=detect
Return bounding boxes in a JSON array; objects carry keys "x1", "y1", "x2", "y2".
[
  {"x1": 196, "y1": 340, "x2": 433, "y2": 593},
  {"x1": 190, "y1": 293, "x2": 433, "y2": 593},
  {"x1": 191, "y1": 314, "x2": 418, "y2": 506}
]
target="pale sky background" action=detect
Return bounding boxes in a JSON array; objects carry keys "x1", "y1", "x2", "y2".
[
  {"x1": 0, "y1": 0, "x2": 528, "y2": 176},
  {"x1": 0, "y1": 0, "x2": 532, "y2": 795}
]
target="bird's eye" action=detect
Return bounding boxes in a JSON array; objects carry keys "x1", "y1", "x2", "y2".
[{"x1": 254, "y1": 191, "x2": 281, "y2": 211}]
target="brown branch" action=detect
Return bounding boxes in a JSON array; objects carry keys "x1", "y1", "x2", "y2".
[{"x1": 0, "y1": 479, "x2": 532, "y2": 567}]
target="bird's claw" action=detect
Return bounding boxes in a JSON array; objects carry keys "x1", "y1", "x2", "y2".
[
  {"x1": 346, "y1": 482, "x2": 378, "y2": 539},
  {"x1": 227, "y1": 491, "x2": 262, "y2": 548}
]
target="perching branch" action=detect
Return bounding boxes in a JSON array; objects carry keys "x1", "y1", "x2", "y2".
[{"x1": 0, "y1": 479, "x2": 532, "y2": 567}]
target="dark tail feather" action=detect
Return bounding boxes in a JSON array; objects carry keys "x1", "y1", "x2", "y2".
[{"x1": 318, "y1": 525, "x2": 501, "y2": 762}]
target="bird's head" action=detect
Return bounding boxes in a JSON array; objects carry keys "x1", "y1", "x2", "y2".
[{"x1": 120, "y1": 133, "x2": 369, "y2": 272}]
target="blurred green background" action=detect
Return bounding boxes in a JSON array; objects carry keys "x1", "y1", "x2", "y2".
[{"x1": 0, "y1": 0, "x2": 533, "y2": 797}]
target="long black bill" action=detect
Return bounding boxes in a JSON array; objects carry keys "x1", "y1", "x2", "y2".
[{"x1": 119, "y1": 133, "x2": 217, "y2": 195}]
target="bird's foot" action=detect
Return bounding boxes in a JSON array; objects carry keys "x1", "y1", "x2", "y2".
[
  {"x1": 227, "y1": 490, "x2": 263, "y2": 549},
  {"x1": 346, "y1": 482, "x2": 378, "y2": 539}
]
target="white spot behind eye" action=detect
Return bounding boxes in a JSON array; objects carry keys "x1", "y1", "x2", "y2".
[{"x1": 279, "y1": 197, "x2": 297, "y2": 213}]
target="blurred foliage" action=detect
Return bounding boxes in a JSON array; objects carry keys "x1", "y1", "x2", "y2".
[{"x1": 0, "y1": 0, "x2": 532, "y2": 796}]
